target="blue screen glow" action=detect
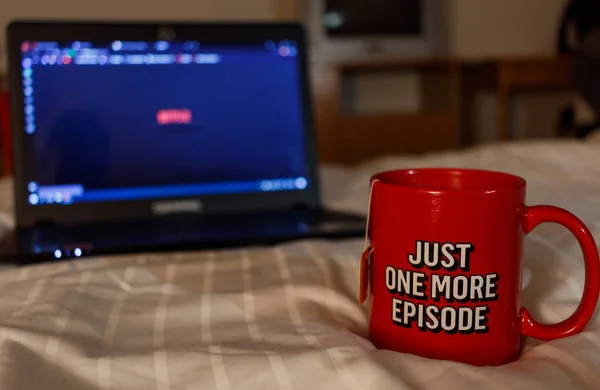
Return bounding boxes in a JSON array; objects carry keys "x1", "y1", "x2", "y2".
[{"x1": 19, "y1": 40, "x2": 308, "y2": 205}]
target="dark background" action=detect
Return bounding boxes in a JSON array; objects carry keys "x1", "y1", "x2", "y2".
[
  {"x1": 29, "y1": 47, "x2": 307, "y2": 190},
  {"x1": 325, "y1": 0, "x2": 422, "y2": 37}
]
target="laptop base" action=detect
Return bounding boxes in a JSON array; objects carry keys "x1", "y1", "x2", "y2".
[{"x1": 0, "y1": 209, "x2": 366, "y2": 266}]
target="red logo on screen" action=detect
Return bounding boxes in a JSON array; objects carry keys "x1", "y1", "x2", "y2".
[{"x1": 157, "y1": 109, "x2": 192, "y2": 125}]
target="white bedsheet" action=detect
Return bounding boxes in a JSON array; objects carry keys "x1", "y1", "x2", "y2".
[{"x1": 0, "y1": 139, "x2": 599, "y2": 389}]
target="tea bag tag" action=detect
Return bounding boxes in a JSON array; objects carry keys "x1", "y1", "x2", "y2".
[
  {"x1": 358, "y1": 179, "x2": 379, "y2": 305},
  {"x1": 358, "y1": 246, "x2": 373, "y2": 305}
]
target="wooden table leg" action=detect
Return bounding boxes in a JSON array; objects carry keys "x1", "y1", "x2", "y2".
[
  {"x1": 497, "y1": 65, "x2": 513, "y2": 141},
  {"x1": 497, "y1": 87, "x2": 510, "y2": 141}
]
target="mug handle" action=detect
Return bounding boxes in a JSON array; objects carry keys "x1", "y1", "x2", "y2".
[{"x1": 521, "y1": 205, "x2": 600, "y2": 340}]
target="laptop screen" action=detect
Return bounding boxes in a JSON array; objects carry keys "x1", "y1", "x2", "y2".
[{"x1": 18, "y1": 39, "x2": 309, "y2": 206}]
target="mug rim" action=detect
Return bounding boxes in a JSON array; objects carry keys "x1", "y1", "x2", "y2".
[{"x1": 370, "y1": 168, "x2": 527, "y2": 194}]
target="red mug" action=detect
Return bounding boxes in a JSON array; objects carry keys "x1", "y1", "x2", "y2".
[{"x1": 358, "y1": 168, "x2": 600, "y2": 366}]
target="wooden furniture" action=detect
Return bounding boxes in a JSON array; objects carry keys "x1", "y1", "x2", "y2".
[
  {"x1": 461, "y1": 56, "x2": 575, "y2": 144},
  {"x1": 274, "y1": 0, "x2": 300, "y2": 20},
  {"x1": 312, "y1": 55, "x2": 576, "y2": 165},
  {"x1": 313, "y1": 58, "x2": 462, "y2": 165}
]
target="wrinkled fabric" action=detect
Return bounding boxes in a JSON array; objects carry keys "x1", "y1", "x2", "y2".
[{"x1": 0, "y1": 139, "x2": 598, "y2": 389}]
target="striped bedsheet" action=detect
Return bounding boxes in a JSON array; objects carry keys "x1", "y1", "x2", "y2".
[{"x1": 0, "y1": 139, "x2": 598, "y2": 389}]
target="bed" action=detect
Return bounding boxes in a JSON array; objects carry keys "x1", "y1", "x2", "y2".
[{"x1": 0, "y1": 138, "x2": 598, "y2": 389}]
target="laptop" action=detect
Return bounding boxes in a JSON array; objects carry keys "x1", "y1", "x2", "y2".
[{"x1": 0, "y1": 21, "x2": 366, "y2": 265}]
